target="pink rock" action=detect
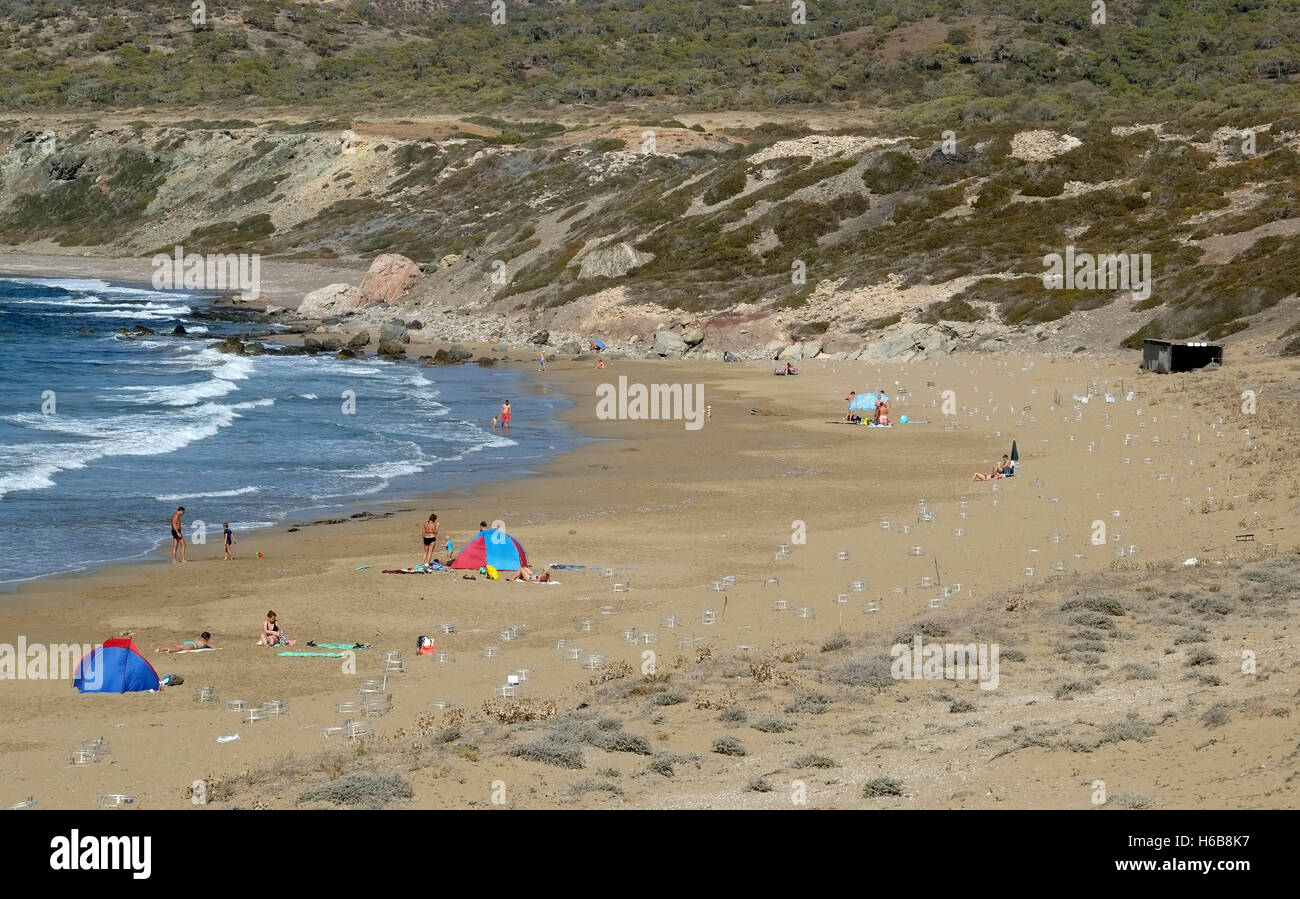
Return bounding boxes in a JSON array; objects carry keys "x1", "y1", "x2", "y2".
[{"x1": 343, "y1": 254, "x2": 422, "y2": 310}]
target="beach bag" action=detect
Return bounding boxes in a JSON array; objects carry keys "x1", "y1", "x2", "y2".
[{"x1": 484, "y1": 565, "x2": 499, "y2": 581}]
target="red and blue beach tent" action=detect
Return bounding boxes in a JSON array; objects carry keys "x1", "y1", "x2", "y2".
[
  {"x1": 73, "y1": 637, "x2": 161, "y2": 694},
  {"x1": 450, "y1": 529, "x2": 528, "y2": 571}
]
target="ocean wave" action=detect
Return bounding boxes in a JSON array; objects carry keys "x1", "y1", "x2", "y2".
[
  {"x1": 2, "y1": 277, "x2": 199, "y2": 301},
  {"x1": 112, "y1": 377, "x2": 240, "y2": 406},
  {"x1": 80, "y1": 305, "x2": 192, "y2": 319},
  {"x1": 0, "y1": 399, "x2": 271, "y2": 499},
  {"x1": 339, "y1": 457, "x2": 428, "y2": 481},
  {"x1": 154, "y1": 485, "x2": 262, "y2": 502}
]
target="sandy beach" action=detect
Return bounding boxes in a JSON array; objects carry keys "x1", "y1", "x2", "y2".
[
  {"x1": 2, "y1": 340, "x2": 1297, "y2": 810},
  {"x1": 0, "y1": 250, "x2": 357, "y2": 309}
]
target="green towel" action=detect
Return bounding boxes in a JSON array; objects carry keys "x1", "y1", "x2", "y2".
[
  {"x1": 278, "y1": 651, "x2": 345, "y2": 658},
  {"x1": 309, "y1": 642, "x2": 371, "y2": 650}
]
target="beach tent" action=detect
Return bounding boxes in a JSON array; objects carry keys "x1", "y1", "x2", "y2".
[
  {"x1": 451, "y1": 529, "x2": 528, "y2": 571},
  {"x1": 72, "y1": 638, "x2": 161, "y2": 694},
  {"x1": 590, "y1": 338, "x2": 606, "y2": 351},
  {"x1": 777, "y1": 345, "x2": 800, "y2": 360},
  {"x1": 848, "y1": 392, "x2": 888, "y2": 411}
]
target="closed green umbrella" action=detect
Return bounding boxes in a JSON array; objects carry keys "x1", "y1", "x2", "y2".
[{"x1": 1010, "y1": 440, "x2": 1019, "y2": 462}]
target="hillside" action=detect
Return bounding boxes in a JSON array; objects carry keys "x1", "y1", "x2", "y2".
[
  {"x1": 4, "y1": 111, "x2": 1300, "y2": 356},
  {"x1": 2, "y1": 1, "x2": 1300, "y2": 356}
]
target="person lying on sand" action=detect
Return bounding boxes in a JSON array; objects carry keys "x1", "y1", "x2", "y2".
[
  {"x1": 158, "y1": 632, "x2": 219, "y2": 653},
  {"x1": 514, "y1": 566, "x2": 551, "y2": 583},
  {"x1": 973, "y1": 455, "x2": 1012, "y2": 481},
  {"x1": 258, "y1": 610, "x2": 285, "y2": 646},
  {"x1": 786, "y1": 362, "x2": 799, "y2": 375}
]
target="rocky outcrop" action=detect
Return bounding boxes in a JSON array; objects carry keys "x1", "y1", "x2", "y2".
[
  {"x1": 530, "y1": 329, "x2": 550, "y2": 345},
  {"x1": 344, "y1": 254, "x2": 422, "y2": 310},
  {"x1": 681, "y1": 326, "x2": 705, "y2": 347},
  {"x1": 347, "y1": 331, "x2": 371, "y2": 348},
  {"x1": 653, "y1": 329, "x2": 688, "y2": 357},
  {"x1": 379, "y1": 319, "x2": 410, "y2": 344},
  {"x1": 304, "y1": 335, "x2": 343, "y2": 353},
  {"x1": 211, "y1": 337, "x2": 245, "y2": 355},
  {"x1": 376, "y1": 339, "x2": 406, "y2": 357},
  {"x1": 298, "y1": 283, "x2": 355, "y2": 317},
  {"x1": 854, "y1": 320, "x2": 1004, "y2": 362},
  {"x1": 576, "y1": 242, "x2": 654, "y2": 280}
]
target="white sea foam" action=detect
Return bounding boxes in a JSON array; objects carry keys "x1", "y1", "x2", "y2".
[
  {"x1": 112, "y1": 377, "x2": 240, "y2": 406},
  {"x1": 154, "y1": 485, "x2": 261, "y2": 502},
  {"x1": 0, "y1": 398, "x2": 272, "y2": 499}
]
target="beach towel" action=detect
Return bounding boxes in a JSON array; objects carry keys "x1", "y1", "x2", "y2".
[
  {"x1": 383, "y1": 561, "x2": 444, "y2": 574},
  {"x1": 306, "y1": 642, "x2": 372, "y2": 650},
  {"x1": 173, "y1": 647, "x2": 218, "y2": 654},
  {"x1": 277, "y1": 651, "x2": 346, "y2": 658},
  {"x1": 511, "y1": 579, "x2": 561, "y2": 585},
  {"x1": 548, "y1": 564, "x2": 586, "y2": 570}
]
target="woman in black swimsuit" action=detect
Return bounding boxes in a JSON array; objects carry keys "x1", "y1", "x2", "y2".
[{"x1": 421, "y1": 513, "x2": 439, "y2": 565}]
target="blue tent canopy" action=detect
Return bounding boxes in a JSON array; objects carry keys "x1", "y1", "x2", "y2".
[
  {"x1": 73, "y1": 638, "x2": 161, "y2": 694},
  {"x1": 590, "y1": 338, "x2": 606, "y2": 351}
]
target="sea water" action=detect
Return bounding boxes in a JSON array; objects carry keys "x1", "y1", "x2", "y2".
[{"x1": 0, "y1": 276, "x2": 576, "y2": 585}]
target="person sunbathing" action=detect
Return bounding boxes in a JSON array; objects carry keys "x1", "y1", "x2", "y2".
[
  {"x1": 973, "y1": 455, "x2": 1011, "y2": 481},
  {"x1": 514, "y1": 566, "x2": 551, "y2": 582},
  {"x1": 786, "y1": 362, "x2": 799, "y2": 375},
  {"x1": 158, "y1": 632, "x2": 219, "y2": 653}
]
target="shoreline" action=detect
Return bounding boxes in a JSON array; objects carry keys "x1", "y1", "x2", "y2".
[
  {"x1": 3, "y1": 272, "x2": 1298, "y2": 808},
  {"x1": 0, "y1": 264, "x2": 583, "y2": 595},
  {"x1": 0, "y1": 355, "x2": 584, "y2": 596},
  {"x1": 0, "y1": 250, "x2": 361, "y2": 309}
]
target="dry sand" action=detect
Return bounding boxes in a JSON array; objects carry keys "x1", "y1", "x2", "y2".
[{"x1": 1, "y1": 347, "x2": 1298, "y2": 810}]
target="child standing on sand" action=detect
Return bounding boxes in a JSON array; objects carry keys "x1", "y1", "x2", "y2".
[
  {"x1": 538, "y1": 351, "x2": 546, "y2": 372},
  {"x1": 222, "y1": 522, "x2": 236, "y2": 560}
]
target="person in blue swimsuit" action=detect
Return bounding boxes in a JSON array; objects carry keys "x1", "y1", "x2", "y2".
[
  {"x1": 157, "y1": 631, "x2": 219, "y2": 653},
  {"x1": 222, "y1": 522, "x2": 237, "y2": 561}
]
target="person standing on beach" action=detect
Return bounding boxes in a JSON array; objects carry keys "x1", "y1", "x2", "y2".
[
  {"x1": 538, "y1": 351, "x2": 546, "y2": 372},
  {"x1": 498, "y1": 399, "x2": 512, "y2": 432},
  {"x1": 170, "y1": 507, "x2": 187, "y2": 564},
  {"x1": 222, "y1": 522, "x2": 236, "y2": 560},
  {"x1": 421, "y1": 514, "x2": 440, "y2": 565}
]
